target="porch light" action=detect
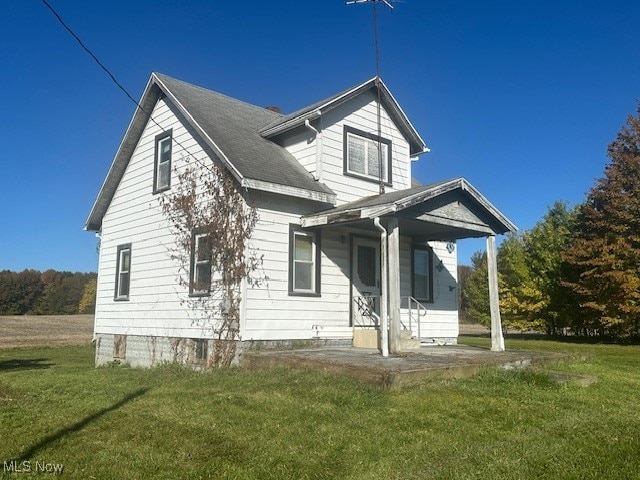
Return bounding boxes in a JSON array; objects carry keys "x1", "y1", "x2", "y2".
[{"x1": 446, "y1": 241, "x2": 455, "y2": 253}]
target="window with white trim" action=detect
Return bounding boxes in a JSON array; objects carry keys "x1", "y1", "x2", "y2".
[
  {"x1": 190, "y1": 231, "x2": 212, "y2": 296},
  {"x1": 114, "y1": 244, "x2": 131, "y2": 300},
  {"x1": 343, "y1": 126, "x2": 392, "y2": 184},
  {"x1": 411, "y1": 244, "x2": 433, "y2": 303},
  {"x1": 153, "y1": 130, "x2": 172, "y2": 192},
  {"x1": 289, "y1": 226, "x2": 321, "y2": 296}
]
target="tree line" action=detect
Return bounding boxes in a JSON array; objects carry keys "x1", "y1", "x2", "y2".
[
  {"x1": 0, "y1": 270, "x2": 97, "y2": 315},
  {"x1": 461, "y1": 107, "x2": 640, "y2": 339}
]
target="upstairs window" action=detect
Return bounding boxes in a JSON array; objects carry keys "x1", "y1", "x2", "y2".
[
  {"x1": 411, "y1": 244, "x2": 433, "y2": 303},
  {"x1": 114, "y1": 244, "x2": 131, "y2": 300},
  {"x1": 190, "y1": 231, "x2": 212, "y2": 296},
  {"x1": 288, "y1": 226, "x2": 321, "y2": 296},
  {"x1": 153, "y1": 129, "x2": 172, "y2": 192},
  {"x1": 343, "y1": 125, "x2": 392, "y2": 185}
]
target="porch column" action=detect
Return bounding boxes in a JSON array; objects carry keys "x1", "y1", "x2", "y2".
[
  {"x1": 388, "y1": 217, "x2": 402, "y2": 354},
  {"x1": 486, "y1": 235, "x2": 505, "y2": 351}
]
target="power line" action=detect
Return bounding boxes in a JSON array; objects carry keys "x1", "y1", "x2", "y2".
[
  {"x1": 41, "y1": 0, "x2": 140, "y2": 109},
  {"x1": 41, "y1": 0, "x2": 216, "y2": 176}
]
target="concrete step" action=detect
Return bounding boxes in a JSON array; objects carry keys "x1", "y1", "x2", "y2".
[{"x1": 400, "y1": 330, "x2": 421, "y2": 350}]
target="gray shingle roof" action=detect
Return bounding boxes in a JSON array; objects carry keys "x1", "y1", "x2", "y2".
[
  {"x1": 86, "y1": 73, "x2": 337, "y2": 231},
  {"x1": 154, "y1": 73, "x2": 334, "y2": 196}
]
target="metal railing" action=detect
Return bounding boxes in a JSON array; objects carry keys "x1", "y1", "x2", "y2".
[
  {"x1": 352, "y1": 295, "x2": 380, "y2": 328},
  {"x1": 402, "y1": 296, "x2": 428, "y2": 339}
]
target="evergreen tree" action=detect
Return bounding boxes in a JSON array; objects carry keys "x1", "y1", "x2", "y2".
[{"x1": 564, "y1": 108, "x2": 640, "y2": 337}]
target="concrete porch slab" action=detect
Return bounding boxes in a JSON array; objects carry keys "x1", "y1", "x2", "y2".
[{"x1": 241, "y1": 345, "x2": 570, "y2": 389}]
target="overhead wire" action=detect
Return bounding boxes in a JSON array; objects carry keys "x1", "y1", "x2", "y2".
[{"x1": 41, "y1": 0, "x2": 217, "y2": 176}]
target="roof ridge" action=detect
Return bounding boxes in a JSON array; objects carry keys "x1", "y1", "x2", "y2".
[
  {"x1": 153, "y1": 72, "x2": 283, "y2": 122},
  {"x1": 259, "y1": 77, "x2": 378, "y2": 134}
]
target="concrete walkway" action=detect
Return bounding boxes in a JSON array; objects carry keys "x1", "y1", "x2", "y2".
[{"x1": 242, "y1": 345, "x2": 570, "y2": 389}]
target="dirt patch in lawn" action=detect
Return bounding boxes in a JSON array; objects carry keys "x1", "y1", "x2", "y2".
[{"x1": 0, "y1": 314, "x2": 94, "y2": 349}]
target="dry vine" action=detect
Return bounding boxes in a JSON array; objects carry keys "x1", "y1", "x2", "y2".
[{"x1": 160, "y1": 156, "x2": 260, "y2": 367}]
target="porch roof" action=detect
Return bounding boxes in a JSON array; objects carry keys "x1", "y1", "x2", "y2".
[{"x1": 301, "y1": 178, "x2": 517, "y2": 240}]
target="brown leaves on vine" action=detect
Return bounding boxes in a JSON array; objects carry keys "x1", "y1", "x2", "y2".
[{"x1": 159, "y1": 156, "x2": 261, "y2": 366}]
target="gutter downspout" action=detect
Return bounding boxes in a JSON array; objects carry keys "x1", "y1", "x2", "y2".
[
  {"x1": 373, "y1": 217, "x2": 389, "y2": 358},
  {"x1": 304, "y1": 118, "x2": 323, "y2": 181}
]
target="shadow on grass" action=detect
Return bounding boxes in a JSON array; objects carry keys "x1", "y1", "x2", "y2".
[
  {"x1": 0, "y1": 358, "x2": 53, "y2": 372},
  {"x1": 10, "y1": 387, "x2": 149, "y2": 463}
]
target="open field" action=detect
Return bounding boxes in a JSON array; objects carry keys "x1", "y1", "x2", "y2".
[
  {"x1": 0, "y1": 314, "x2": 487, "y2": 349},
  {"x1": 1, "y1": 337, "x2": 640, "y2": 479},
  {"x1": 0, "y1": 315, "x2": 93, "y2": 349}
]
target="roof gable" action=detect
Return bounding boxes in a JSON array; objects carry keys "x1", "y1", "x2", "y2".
[
  {"x1": 86, "y1": 73, "x2": 337, "y2": 231},
  {"x1": 259, "y1": 77, "x2": 428, "y2": 157},
  {"x1": 154, "y1": 74, "x2": 334, "y2": 198},
  {"x1": 302, "y1": 178, "x2": 517, "y2": 238}
]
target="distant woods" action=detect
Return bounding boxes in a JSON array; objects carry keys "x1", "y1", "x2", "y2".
[
  {"x1": 0, "y1": 270, "x2": 97, "y2": 315},
  {"x1": 460, "y1": 106, "x2": 640, "y2": 339}
]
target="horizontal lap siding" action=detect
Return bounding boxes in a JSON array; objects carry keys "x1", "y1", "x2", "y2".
[
  {"x1": 280, "y1": 127, "x2": 317, "y2": 175},
  {"x1": 399, "y1": 240, "x2": 459, "y2": 339},
  {"x1": 321, "y1": 91, "x2": 411, "y2": 205},
  {"x1": 243, "y1": 193, "x2": 351, "y2": 341},
  {"x1": 282, "y1": 91, "x2": 412, "y2": 206},
  {"x1": 95, "y1": 98, "x2": 221, "y2": 338}
]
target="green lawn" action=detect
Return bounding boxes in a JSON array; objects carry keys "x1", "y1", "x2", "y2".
[{"x1": 1, "y1": 338, "x2": 639, "y2": 479}]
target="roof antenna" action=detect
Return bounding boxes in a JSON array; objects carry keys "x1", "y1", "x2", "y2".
[{"x1": 346, "y1": 0, "x2": 397, "y2": 194}]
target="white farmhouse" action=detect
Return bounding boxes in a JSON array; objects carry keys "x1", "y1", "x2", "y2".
[{"x1": 86, "y1": 73, "x2": 515, "y2": 367}]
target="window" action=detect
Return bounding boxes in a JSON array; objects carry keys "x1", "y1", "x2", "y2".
[
  {"x1": 288, "y1": 225, "x2": 321, "y2": 296},
  {"x1": 190, "y1": 231, "x2": 212, "y2": 296},
  {"x1": 412, "y1": 244, "x2": 433, "y2": 303},
  {"x1": 194, "y1": 339, "x2": 208, "y2": 362},
  {"x1": 114, "y1": 244, "x2": 131, "y2": 300},
  {"x1": 153, "y1": 129, "x2": 172, "y2": 192},
  {"x1": 343, "y1": 125, "x2": 392, "y2": 184}
]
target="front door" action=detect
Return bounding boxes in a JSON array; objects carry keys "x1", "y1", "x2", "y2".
[{"x1": 351, "y1": 237, "x2": 381, "y2": 327}]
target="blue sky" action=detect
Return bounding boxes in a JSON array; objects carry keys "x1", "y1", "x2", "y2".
[{"x1": 1, "y1": 1, "x2": 638, "y2": 272}]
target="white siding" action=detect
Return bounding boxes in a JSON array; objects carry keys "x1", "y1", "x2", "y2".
[
  {"x1": 280, "y1": 126, "x2": 317, "y2": 176},
  {"x1": 282, "y1": 90, "x2": 412, "y2": 205},
  {"x1": 243, "y1": 192, "x2": 352, "y2": 341},
  {"x1": 95, "y1": 90, "x2": 457, "y2": 346},
  {"x1": 400, "y1": 240, "x2": 459, "y2": 340},
  {"x1": 95, "y1": 97, "x2": 222, "y2": 339}
]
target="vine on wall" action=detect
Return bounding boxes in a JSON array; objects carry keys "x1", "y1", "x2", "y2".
[{"x1": 160, "y1": 157, "x2": 260, "y2": 367}]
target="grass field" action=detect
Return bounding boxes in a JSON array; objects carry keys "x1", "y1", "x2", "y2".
[
  {"x1": 0, "y1": 315, "x2": 93, "y2": 349},
  {"x1": 1, "y1": 335, "x2": 639, "y2": 479}
]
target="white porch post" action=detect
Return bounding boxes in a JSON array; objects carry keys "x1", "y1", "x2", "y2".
[
  {"x1": 486, "y1": 235, "x2": 505, "y2": 351},
  {"x1": 388, "y1": 217, "x2": 402, "y2": 354},
  {"x1": 373, "y1": 218, "x2": 389, "y2": 357}
]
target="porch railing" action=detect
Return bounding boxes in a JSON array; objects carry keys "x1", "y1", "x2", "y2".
[
  {"x1": 352, "y1": 295, "x2": 380, "y2": 328},
  {"x1": 402, "y1": 296, "x2": 428, "y2": 340}
]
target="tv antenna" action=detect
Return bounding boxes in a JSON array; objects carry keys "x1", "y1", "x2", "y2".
[{"x1": 345, "y1": 0, "x2": 398, "y2": 194}]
